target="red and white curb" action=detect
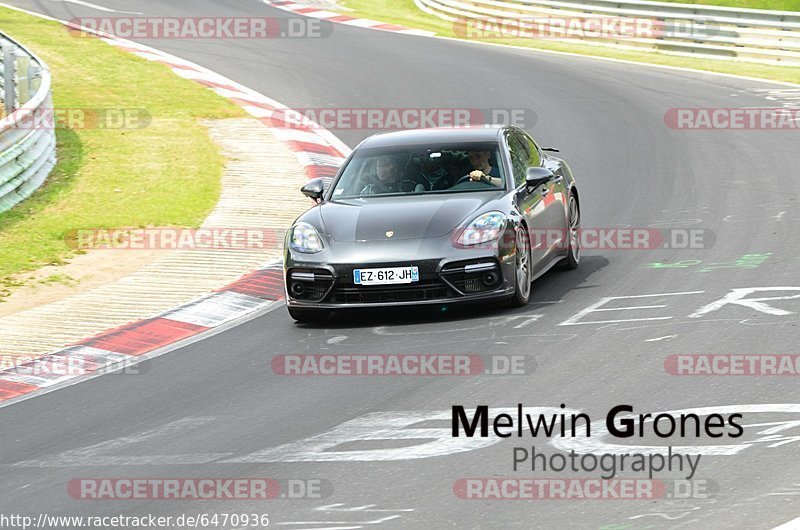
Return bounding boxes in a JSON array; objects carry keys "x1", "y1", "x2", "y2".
[
  {"x1": 0, "y1": 263, "x2": 284, "y2": 401},
  {"x1": 0, "y1": 10, "x2": 351, "y2": 406},
  {"x1": 264, "y1": 0, "x2": 435, "y2": 36}
]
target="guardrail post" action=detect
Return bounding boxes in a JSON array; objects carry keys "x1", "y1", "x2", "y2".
[
  {"x1": 2, "y1": 42, "x2": 16, "y2": 114},
  {"x1": 15, "y1": 51, "x2": 31, "y2": 105},
  {"x1": 28, "y1": 63, "x2": 41, "y2": 95}
]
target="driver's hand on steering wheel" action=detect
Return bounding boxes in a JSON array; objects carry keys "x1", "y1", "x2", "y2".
[{"x1": 468, "y1": 170, "x2": 489, "y2": 183}]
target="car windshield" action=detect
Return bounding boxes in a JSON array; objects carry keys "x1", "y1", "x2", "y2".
[{"x1": 329, "y1": 143, "x2": 506, "y2": 199}]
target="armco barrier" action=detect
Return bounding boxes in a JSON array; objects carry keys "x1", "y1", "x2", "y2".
[
  {"x1": 415, "y1": 0, "x2": 800, "y2": 65},
  {"x1": 0, "y1": 31, "x2": 56, "y2": 213}
]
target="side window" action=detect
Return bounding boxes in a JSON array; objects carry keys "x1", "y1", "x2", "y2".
[
  {"x1": 508, "y1": 133, "x2": 529, "y2": 187},
  {"x1": 526, "y1": 136, "x2": 542, "y2": 168}
]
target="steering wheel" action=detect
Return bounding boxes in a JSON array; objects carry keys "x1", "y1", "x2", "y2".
[{"x1": 455, "y1": 174, "x2": 492, "y2": 186}]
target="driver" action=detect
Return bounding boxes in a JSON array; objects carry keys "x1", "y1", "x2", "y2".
[
  {"x1": 361, "y1": 155, "x2": 422, "y2": 195},
  {"x1": 465, "y1": 150, "x2": 501, "y2": 186}
]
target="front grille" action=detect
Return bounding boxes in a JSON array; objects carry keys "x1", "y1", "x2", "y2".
[
  {"x1": 330, "y1": 280, "x2": 453, "y2": 304},
  {"x1": 453, "y1": 271, "x2": 491, "y2": 293},
  {"x1": 441, "y1": 260, "x2": 502, "y2": 295},
  {"x1": 303, "y1": 282, "x2": 331, "y2": 301},
  {"x1": 287, "y1": 269, "x2": 334, "y2": 302}
]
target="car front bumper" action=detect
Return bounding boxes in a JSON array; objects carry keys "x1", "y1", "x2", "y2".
[{"x1": 284, "y1": 234, "x2": 517, "y2": 309}]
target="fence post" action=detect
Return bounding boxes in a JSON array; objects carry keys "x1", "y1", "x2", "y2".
[
  {"x1": 2, "y1": 42, "x2": 16, "y2": 114},
  {"x1": 16, "y1": 50, "x2": 31, "y2": 105},
  {"x1": 28, "y1": 63, "x2": 41, "y2": 95}
]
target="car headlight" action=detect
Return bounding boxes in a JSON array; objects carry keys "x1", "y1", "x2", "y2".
[
  {"x1": 457, "y1": 212, "x2": 507, "y2": 246},
  {"x1": 289, "y1": 222, "x2": 324, "y2": 254}
]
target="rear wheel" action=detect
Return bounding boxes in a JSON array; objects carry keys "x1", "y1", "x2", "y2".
[
  {"x1": 288, "y1": 307, "x2": 331, "y2": 323},
  {"x1": 559, "y1": 192, "x2": 581, "y2": 270},
  {"x1": 508, "y1": 226, "x2": 531, "y2": 307}
]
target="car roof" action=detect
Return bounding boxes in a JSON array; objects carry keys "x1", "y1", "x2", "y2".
[{"x1": 357, "y1": 126, "x2": 508, "y2": 149}]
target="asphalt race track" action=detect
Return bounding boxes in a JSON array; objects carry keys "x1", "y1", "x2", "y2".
[{"x1": 2, "y1": 0, "x2": 800, "y2": 528}]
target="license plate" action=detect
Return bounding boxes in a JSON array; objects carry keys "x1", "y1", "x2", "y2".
[{"x1": 353, "y1": 266, "x2": 419, "y2": 286}]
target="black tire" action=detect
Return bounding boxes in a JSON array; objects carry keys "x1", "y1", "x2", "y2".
[
  {"x1": 288, "y1": 307, "x2": 331, "y2": 323},
  {"x1": 508, "y1": 225, "x2": 531, "y2": 307},
  {"x1": 559, "y1": 191, "x2": 581, "y2": 270}
]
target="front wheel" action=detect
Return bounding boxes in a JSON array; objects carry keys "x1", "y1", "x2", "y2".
[
  {"x1": 559, "y1": 192, "x2": 581, "y2": 270},
  {"x1": 508, "y1": 226, "x2": 531, "y2": 307},
  {"x1": 288, "y1": 307, "x2": 331, "y2": 323}
]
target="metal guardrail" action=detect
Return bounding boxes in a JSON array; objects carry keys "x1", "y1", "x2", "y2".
[
  {"x1": 415, "y1": 0, "x2": 800, "y2": 65},
  {"x1": 0, "y1": 31, "x2": 56, "y2": 213}
]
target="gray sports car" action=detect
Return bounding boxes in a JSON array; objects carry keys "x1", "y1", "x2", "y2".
[{"x1": 283, "y1": 125, "x2": 580, "y2": 322}]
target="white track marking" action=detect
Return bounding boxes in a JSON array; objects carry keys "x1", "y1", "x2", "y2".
[
  {"x1": 645, "y1": 334, "x2": 677, "y2": 342},
  {"x1": 315, "y1": 504, "x2": 414, "y2": 512},
  {"x1": 766, "y1": 484, "x2": 800, "y2": 497},
  {"x1": 223, "y1": 407, "x2": 574, "y2": 463},
  {"x1": 689, "y1": 287, "x2": 800, "y2": 318},
  {"x1": 275, "y1": 504, "x2": 414, "y2": 530},
  {"x1": 772, "y1": 515, "x2": 800, "y2": 529},
  {"x1": 13, "y1": 417, "x2": 230, "y2": 467},
  {"x1": 629, "y1": 508, "x2": 700, "y2": 521},
  {"x1": 647, "y1": 219, "x2": 703, "y2": 228},
  {"x1": 511, "y1": 314, "x2": 543, "y2": 329},
  {"x1": 277, "y1": 516, "x2": 399, "y2": 525},
  {"x1": 560, "y1": 291, "x2": 705, "y2": 326}
]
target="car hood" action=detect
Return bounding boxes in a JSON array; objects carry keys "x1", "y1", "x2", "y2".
[{"x1": 319, "y1": 193, "x2": 501, "y2": 242}]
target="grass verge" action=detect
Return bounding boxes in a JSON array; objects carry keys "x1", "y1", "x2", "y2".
[
  {"x1": 648, "y1": 0, "x2": 800, "y2": 10},
  {"x1": 341, "y1": 0, "x2": 800, "y2": 84},
  {"x1": 0, "y1": 7, "x2": 245, "y2": 298}
]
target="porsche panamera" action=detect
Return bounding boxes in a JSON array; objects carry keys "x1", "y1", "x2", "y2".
[{"x1": 283, "y1": 125, "x2": 580, "y2": 322}]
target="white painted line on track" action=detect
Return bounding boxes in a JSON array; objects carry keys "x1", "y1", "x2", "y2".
[{"x1": 772, "y1": 515, "x2": 800, "y2": 529}]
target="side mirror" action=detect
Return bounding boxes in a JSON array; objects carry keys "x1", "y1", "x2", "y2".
[
  {"x1": 301, "y1": 178, "x2": 325, "y2": 201},
  {"x1": 525, "y1": 167, "x2": 555, "y2": 189}
]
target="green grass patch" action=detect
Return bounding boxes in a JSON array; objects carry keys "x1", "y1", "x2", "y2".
[
  {"x1": 342, "y1": 0, "x2": 800, "y2": 84},
  {"x1": 0, "y1": 7, "x2": 245, "y2": 292},
  {"x1": 652, "y1": 0, "x2": 800, "y2": 11}
]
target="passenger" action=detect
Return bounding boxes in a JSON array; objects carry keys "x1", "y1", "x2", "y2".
[{"x1": 361, "y1": 155, "x2": 421, "y2": 195}]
